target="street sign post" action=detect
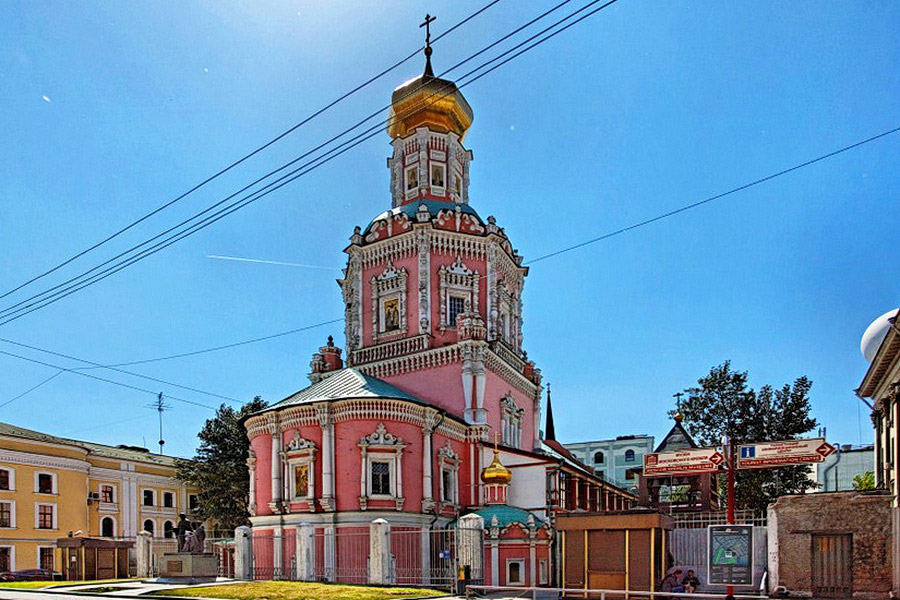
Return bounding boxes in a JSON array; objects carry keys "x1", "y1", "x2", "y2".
[
  {"x1": 708, "y1": 524, "x2": 754, "y2": 586},
  {"x1": 736, "y1": 438, "x2": 836, "y2": 470},
  {"x1": 643, "y1": 447, "x2": 724, "y2": 476}
]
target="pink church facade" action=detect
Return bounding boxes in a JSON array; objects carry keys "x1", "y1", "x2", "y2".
[{"x1": 243, "y1": 52, "x2": 633, "y2": 587}]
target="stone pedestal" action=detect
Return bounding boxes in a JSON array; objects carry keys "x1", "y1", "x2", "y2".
[{"x1": 158, "y1": 553, "x2": 218, "y2": 579}]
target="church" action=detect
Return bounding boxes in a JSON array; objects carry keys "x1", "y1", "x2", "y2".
[{"x1": 242, "y1": 39, "x2": 634, "y2": 587}]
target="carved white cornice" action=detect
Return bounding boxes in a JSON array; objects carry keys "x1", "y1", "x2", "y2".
[
  {"x1": 0, "y1": 448, "x2": 89, "y2": 473},
  {"x1": 359, "y1": 423, "x2": 406, "y2": 448}
]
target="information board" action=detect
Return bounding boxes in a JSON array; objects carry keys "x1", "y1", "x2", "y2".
[
  {"x1": 708, "y1": 525, "x2": 754, "y2": 586},
  {"x1": 737, "y1": 438, "x2": 836, "y2": 470}
]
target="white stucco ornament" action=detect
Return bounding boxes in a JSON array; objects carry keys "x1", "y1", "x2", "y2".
[{"x1": 861, "y1": 308, "x2": 898, "y2": 362}]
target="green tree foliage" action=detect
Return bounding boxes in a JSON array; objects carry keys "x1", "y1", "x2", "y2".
[
  {"x1": 176, "y1": 396, "x2": 267, "y2": 533},
  {"x1": 674, "y1": 361, "x2": 818, "y2": 512},
  {"x1": 852, "y1": 470, "x2": 875, "y2": 491}
]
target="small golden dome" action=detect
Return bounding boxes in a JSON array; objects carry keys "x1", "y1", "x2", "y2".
[
  {"x1": 674, "y1": 412, "x2": 684, "y2": 423},
  {"x1": 481, "y1": 448, "x2": 512, "y2": 485},
  {"x1": 387, "y1": 74, "x2": 473, "y2": 141}
]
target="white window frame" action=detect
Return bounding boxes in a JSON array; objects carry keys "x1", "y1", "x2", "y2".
[
  {"x1": 0, "y1": 467, "x2": 14, "y2": 491},
  {"x1": 162, "y1": 491, "x2": 175, "y2": 509},
  {"x1": 405, "y1": 165, "x2": 419, "y2": 193},
  {"x1": 368, "y1": 459, "x2": 394, "y2": 498},
  {"x1": 141, "y1": 488, "x2": 156, "y2": 507},
  {"x1": 283, "y1": 432, "x2": 318, "y2": 502},
  {"x1": 501, "y1": 396, "x2": 524, "y2": 449},
  {"x1": 0, "y1": 500, "x2": 16, "y2": 528},
  {"x1": 37, "y1": 545, "x2": 54, "y2": 570},
  {"x1": 506, "y1": 558, "x2": 526, "y2": 585},
  {"x1": 0, "y1": 545, "x2": 15, "y2": 572},
  {"x1": 539, "y1": 558, "x2": 549, "y2": 585},
  {"x1": 34, "y1": 471, "x2": 57, "y2": 495},
  {"x1": 34, "y1": 503, "x2": 57, "y2": 530},
  {"x1": 100, "y1": 515, "x2": 116, "y2": 537},
  {"x1": 437, "y1": 441, "x2": 460, "y2": 506},
  {"x1": 99, "y1": 483, "x2": 116, "y2": 504},
  {"x1": 430, "y1": 162, "x2": 446, "y2": 190},
  {"x1": 438, "y1": 257, "x2": 479, "y2": 330},
  {"x1": 358, "y1": 423, "x2": 406, "y2": 510},
  {"x1": 371, "y1": 263, "x2": 408, "y2": 340}
]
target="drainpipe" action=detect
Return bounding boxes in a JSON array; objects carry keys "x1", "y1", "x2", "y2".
[{"x1": 821, "y1": 444, "x2": 841, "y2": 491}]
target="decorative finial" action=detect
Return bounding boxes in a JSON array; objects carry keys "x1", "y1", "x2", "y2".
[
  {"x1": 327, "y1": 335, "x2": 334, "y2": 347},
  {"x1": 673, "y1": 391, "x2": 684, "y2": 422},
  {"x1": 420, "y1": 14, "x2": 436, "y2": 77},
  {"x1": 493, "y1": 430, "x2": 500, "y2": 451}
]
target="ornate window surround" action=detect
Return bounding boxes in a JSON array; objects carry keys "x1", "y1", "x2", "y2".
[
  {"x1": 283, "y1": 432, "x2": 317, "y2": 502},
  {"x1": 439, "y1": 257, "x2": 479, "y2": 329},
  {"x1": 358, "y1": 423, "x2": 406, "y2": 511},
  {"x1": 437, "y1": 441, "x2": 460, "y2": 506},
  {"x1": 500, "y1": 395, "x2": 524, "y2": 449},
  {"x1": 371, "y1": 263, "x2": 408, "y2": 340}
]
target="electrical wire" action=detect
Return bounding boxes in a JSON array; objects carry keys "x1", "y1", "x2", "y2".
[
  {"x1": 0, "y1": 371, "x2": 63, "y2": 409},
  {"x1": 0, "y1": 0, "x2": 506, "y2": 303}
]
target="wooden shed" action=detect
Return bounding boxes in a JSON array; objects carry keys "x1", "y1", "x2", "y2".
[
  {"x1": 57, "y1": 537, "x2": 132, "y2": 580},
  {"x1": 557, "y1": 511, "x2": 673, "y2": 594}
]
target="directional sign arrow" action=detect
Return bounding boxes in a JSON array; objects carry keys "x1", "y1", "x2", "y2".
[
  {"x1": 709, "y1": 451, "x2": 725, "y2": 466},
  {"x1": 816, "y1": 442, "x2": 836, "y2": 458}
]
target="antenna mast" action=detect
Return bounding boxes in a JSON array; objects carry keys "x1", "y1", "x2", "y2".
[{"x1": 147, "y1": 393, "x2": 170, "y2": 454}]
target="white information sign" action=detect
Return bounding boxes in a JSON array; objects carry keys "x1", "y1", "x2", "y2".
[
  {"x1": 736, "y1": 438, "x2": 836, "y2": 470},
  {"x1": 643, "y1": 447, "x2": 724, "y2": 476}
]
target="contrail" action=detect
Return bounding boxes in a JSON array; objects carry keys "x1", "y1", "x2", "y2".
[{"x1": 206, "y1": 255, "x2": 340, "y2": 271}]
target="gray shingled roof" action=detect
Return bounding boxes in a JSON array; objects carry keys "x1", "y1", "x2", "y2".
[
  {"x1": 0, "y1": 421, "x2": 181, "y2": 466},
  {"x1": 270, "y1": 368, "x2": 426, "y2": 409}
]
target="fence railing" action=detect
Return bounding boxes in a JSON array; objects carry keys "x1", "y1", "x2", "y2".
[
  {"x1": 671, "y1": 510, "x2": 767, "y2": 528},
  {"x1": 466, "y1": 585, "x2": 765, "y2": 600}
]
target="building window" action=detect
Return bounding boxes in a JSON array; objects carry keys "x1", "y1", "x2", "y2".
[
  {"x1": 624, "y1": 449, "x2": 636, "y2": 462},
  {"x1": 501, "y1": 396, "x2": 524, "y2": 449},
  {"x1": 100, "y1": 485, "x2": 114, "y2": 504},
  {"x1": 448, "y1": 295, "x2": 466, "y2": 327},
  {"x1": 539, "y1": 559, "x2": 549, "y2": 585},
  {"x1": 189, "y1": 494, "x2": 199, "y2": 512},
  {"x1": 442, "y1": 469, "x2": 454, "y2": 504},
  {"x1": 454, "y1": 173, "x2": 462, "y2": 195},
  {"x1": 594, "y1": 451, "x2": 605, "y2": 464},
  {"x1": 164, "y1": 521, "x2": 175, "y2": 538},
  {"x1": 39, "y1": 547, "x2": 54, "y2": 570},
  {"x1": 143, "y1": 490, "x2": 155, "y2": 506},
  {"x1": 405, "y1": 165, "x2": 419, "y2": 191},
  {"x1": 0, "y1": 547, "x2": 12, "y2": 572},
  {"x1": 143, "y1": 520, "x2": 155, "y2": 536},
  {"x1": 0, "y1": 468, "x2": 11, "y2": 491},
  {"x1": 162, "y1": 492, "x2": 174, "y2": 508},
  {"x1": 371, "y1": 461, "x2": 391, "y2": 496},
  {"x1": 101, "y1": 517, "x2": 115, "y2": 537},
  {"x1": 382, "y1": 296, "x2": 401, "y2": 332},
  {"x1": 36, "y1": 504, "x2": 55, "y2": 529},
  {"x1": 506, "y1": 559, "x2": 525, "y2": 585},
  {"x1": 372, "y1": 263, "x2": 408, "y2": 339},
  {"x1": 0, "y1": 502, "x2": 13, "y2": 528},
  {"x1": 431, "y1": 163, "x2": 445, "y2": 188},
  {"x1": 36, "y1": 472, "x2": 55, "y2": 494}
]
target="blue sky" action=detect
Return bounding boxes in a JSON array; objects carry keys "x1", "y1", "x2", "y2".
[{"x1": 1, "y1": 1, "x2": 897, "y2": 457}]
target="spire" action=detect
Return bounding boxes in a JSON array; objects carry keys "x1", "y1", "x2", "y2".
[
  {"x1": 420, "y1": 14, "x2": 436, "y2": 77},
  {"x1": 544, "y1": 384, "x2": 556, "y2": 441}
]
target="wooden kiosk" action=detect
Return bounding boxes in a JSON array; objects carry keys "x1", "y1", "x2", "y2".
[
  {"x1": 557, "y1": 510, "x2": 673, "y2": 594},
  {"x1": 57, "y1": 537, "x2": 132, "y2": 580}
]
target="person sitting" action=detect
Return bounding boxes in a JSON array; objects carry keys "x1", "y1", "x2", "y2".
[
  {"x1": 660, "y1": 569, "x2": 685, "y2": 597},
  {"x1": 681, "y1": 569, "x2": 701, "y2": 592}
]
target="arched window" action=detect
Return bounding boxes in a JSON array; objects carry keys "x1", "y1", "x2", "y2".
[
  {"x1": 624, "y1": 449, "x2": 636, "y2": 462},
  {"x1": 164, "y1": 521, "x2": 175, "y2": 539},
  {"x1": 101, "y1": 517, "x2": 115, "y2": 537},
  {"x1": 593, "y1": 451, "x2": 605, "y2": 464},
  {"x1": 143, "y1": 520, "x2": 154, "y2": 536}
]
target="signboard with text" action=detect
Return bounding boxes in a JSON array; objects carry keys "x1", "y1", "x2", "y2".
[
  {"x1": 736, "y1": 438, "x2": 836, "y2": 470},
  {"x1": 708, "y1": 525, "x2": 754, "y2": 586},
  {"x1": 643, "y1": 447, "x2": 724, "y2": 476}
]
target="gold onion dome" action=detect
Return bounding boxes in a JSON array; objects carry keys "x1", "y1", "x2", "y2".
[
  {"x1": 481, "y1": 448, "x2": 512, "y2": 485},
  {"x1": 387, "y1": 72, "x2": 473, "y2": 141}
]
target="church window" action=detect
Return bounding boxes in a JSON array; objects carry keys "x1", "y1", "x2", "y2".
[
  {"x1": 371, "y1": 461, "x2": 391, "y2": 496},
  {"x1": 0, "y1": 547, "x2": 11, "y2": 572},
  {"x1": 39, "y1": 547, "x2": 53, "y2": 570},
  {"x1": 142, "y1": 490, "x2": 155, "y2": 506},
  {"x1": 100, "y1": 485, "x2": 114, "y2": 503},
  {"x1": 36, "y1": 504, "x2": 55, "y2": 529},
  {"x1": 506, "y1": 559, "x2": 525, "y2": 585},
  {"x1": 143, "y1": 520, "x2": 154, "y2": 536},
  {"x1": 0, "y1": 502, "x2": 12, "y2": 528},
  {"x1": 372, "y1": 264, "x2": 408, "y2": 340},
  {"x1": 448, "y1": 295, "x2": 466, "y2": 327},
  {"x1": 284, "y1": 432, "x2": 317, "y2": 504},
  {"x1": 442, "y1": 469, "x2": 454, "y2": 503},
  {"x1": 36, "y1": 472, "x2": 55, "y2": 494},
  {"x1": 539, "y1": 559, "x2": 549, "y2": 585},
  {"x1": 163, "y1": 492, "x2": 174, "y2": 508},
  {"x1": 454, "y1": 173, "x2": 461, "y2": 195},
  {"x1": 431, "y1": 163, "x2": 445, "y2": 188},
  {"x1": 0, "y1": 468, "x2": 10, "y2": 491},
  {"x1": 101, "y1": 517, "x2": 115, "y2": 537},
  {"x1": 624, "y1": 449, "x2": 636, "y2": 462},
  {"x1": 406, "y1": 165, "x2": 419, "y2": 191},
  {"x1": 593, "y1": 451, "x2": 605, "y2": 464},
  {"x1": 501, "y1": 396, "x2": 524, "y2": 449},
  {"x1": 438, "y1": 442, "x2": 460, "y2": 505}
]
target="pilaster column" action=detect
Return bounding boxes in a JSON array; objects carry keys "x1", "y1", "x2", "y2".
[
  {"x1": 273, "y1": 527, "x2": 283, "y2": 579},
  {"x1": 323, "y1": 525, "x2": 336, "y2": 581},
  {"x1": 318, "y1": 405, "x2": 334, "y2": 511},
  {"x1": 422, "y1": 409, "x2": 439, "y2": 512},
  {"x1": 270, "y1": 431, "x2": 283, "y2": 509},
  {"x1": 420, "y1": 527, "x2": 432, "y2": 586},
  {"x1": 247, "y1": 452, "x2": 257, "y2": 515},
  {"x1": 529, "y1": 541, "x2": 537, "y2": 586},
  {"x1": 296, "y1": 522, "x2": 315, "y2": 581}
]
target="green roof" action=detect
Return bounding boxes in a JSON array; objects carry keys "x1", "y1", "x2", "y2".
[
  {"x1": 270, "y1": 368, "x2": 427, "y2": 409},
  {"x1": 0, "y1": 421, "x2": 181, "y2": 466},
  {"x1": 470, "y1": 505, "x2": 545, "y2": 529}
]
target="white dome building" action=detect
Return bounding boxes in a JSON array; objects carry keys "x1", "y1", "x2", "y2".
[{"x1": 861, "y1": 308, "x2": 898, "y2": 362}]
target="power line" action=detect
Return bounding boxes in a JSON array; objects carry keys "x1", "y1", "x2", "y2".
[
  {"x1": 0, "y1": 336, "x2": 241, "y2": 403},
  {"x1": 0, "y1": 346, "x2": 218, "y2": 410},
  {"x1": 525, "y1": 125, "x2": 900, "y2": 265},
  {"x1": 0, "y1": 0, "x2": 505, "y2": 303},
  {"x1": 0, "y1": 0, "x2": 603, "y2": 326},
  {"x1": 0, "y1": 371, "x2": 63, "y2": 409}
]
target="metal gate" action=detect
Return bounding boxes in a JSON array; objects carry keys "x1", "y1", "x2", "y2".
[
  {"x1": 312, "y1": 527, "x2": 370, "y2": 583},
  {"x1": 812, "y1": 534, "x2": 853, "y2": 598},
  {"x1": 250, "y1": 529, "x2": 296, "y2": 580},
  {"x1": 390, "y1": 527, "x2": 457, "y2": 588}
]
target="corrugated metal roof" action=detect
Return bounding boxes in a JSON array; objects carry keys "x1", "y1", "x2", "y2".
[
  {"x1": 0, "y1": 421, "x2": 180, "y2": 466},
  {"x1": 271, "y1": 368, "x2": 426, "y2": 409}
]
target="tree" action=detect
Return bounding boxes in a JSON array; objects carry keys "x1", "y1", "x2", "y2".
[
  {"x1": 176, "y1": 396, "x2": 268, "y2": 534},
  {"x1": 674, "y1": 361, "x2": 818, "y2": 512},
  {"x1": 853, "y1": 471, "x2": 875, "y2": 491}
]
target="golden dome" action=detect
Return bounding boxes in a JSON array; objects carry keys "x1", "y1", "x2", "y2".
[
  {"x1": 387, "y1": 73, "x2": 473, "y2": 141},
  {"x1": 481, "y1": 448, "x2": 512, "y2": 485}
]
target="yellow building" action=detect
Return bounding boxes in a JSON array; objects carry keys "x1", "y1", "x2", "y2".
[{"x1": 0, "y1": 421, "x2": 197, "y2": 574}]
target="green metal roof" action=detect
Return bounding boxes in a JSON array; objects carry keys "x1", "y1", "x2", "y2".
[
  {"x1": 470, "y1": 505, "x2": 546, "y2": 529},
  {"x1": 270, "y1": 368, "x2": 427, "y2": 409}
]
